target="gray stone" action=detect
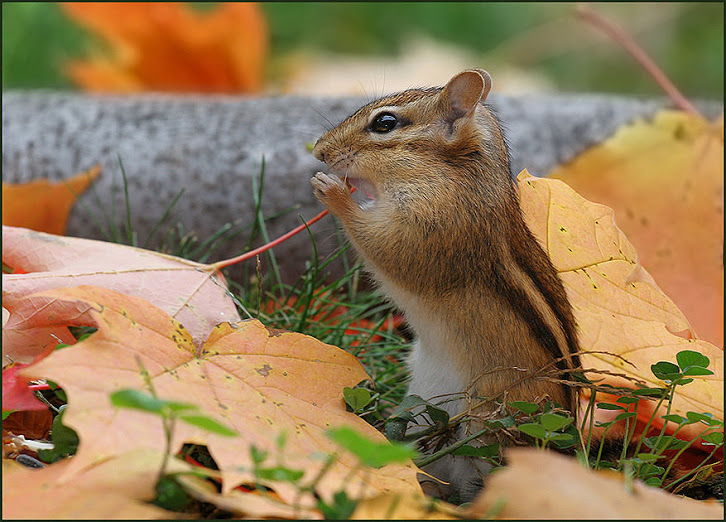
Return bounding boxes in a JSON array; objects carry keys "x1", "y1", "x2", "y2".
[{"x1": 2, "y1": 91, "x2": 720, "y2": 282}]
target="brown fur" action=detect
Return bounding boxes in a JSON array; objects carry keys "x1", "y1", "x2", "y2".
[{"x1": 311, "y1": 69, "x2": 580, "y2": 414}]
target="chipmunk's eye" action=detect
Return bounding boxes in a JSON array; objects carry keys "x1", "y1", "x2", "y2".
[{"x1": 369, "y1": 112, "x2": 398, "y2": 133}]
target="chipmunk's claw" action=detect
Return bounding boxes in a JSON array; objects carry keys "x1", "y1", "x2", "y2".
[
  {"x1": 311, "y1": 171, "x2": 343, "y2": 193},
  {"x1": 311, "y1": 172, "x2": 348, "y2": 199},
  {"x1": 311, "y1": 172, "x2": 355, "y2": 216}
]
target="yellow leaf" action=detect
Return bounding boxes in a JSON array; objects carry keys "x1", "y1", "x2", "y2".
[
  {"x1": 551, "y1": 111, "x2": 724, "y2": 347},
  {"x1": 61, "y1": 2, "x2": 268, "y2": 93},
  {"x1": 518, "y1": 170, "x2": 723, "y2": 444},
  {"x1": 1, "y1": 166, "x2": 100, "y2": 235}
]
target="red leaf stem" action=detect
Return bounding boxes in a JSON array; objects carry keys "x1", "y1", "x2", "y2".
[
  {"x1": 210, "y1": 208, "x2": 330, "y2": 271},
  {"x1": 210, "y1": 185, "x2": 356, "y2": 271}
]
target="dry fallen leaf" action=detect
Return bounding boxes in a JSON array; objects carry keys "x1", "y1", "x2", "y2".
[
  {"x1": 1, "y1": 165, "x2": 100, "y2": 235},
  {"x1": 2, "y1": 225, "x2": 240, "y2": 363},
  {"x1": 550, "y1": 111, "x2": 724, "y2": 347},
  {"x1": 466, "y1": 448, "x2": 723, "y2": 519},
  {"x1": 18, "y1": 285, "x2": 421, "y2": 506},
  {"x1": 518, "y1": 170, "x2": 723, "y2": 445},
  {"x1": 2, "y1": 449, "x2": 179, "y2": 519},
  {"x1": 2, "y1": 409, "x2": 53, "y2": 441},
  {"x1": 62, "y1": 2, "x2": 267, "y2": 93}
]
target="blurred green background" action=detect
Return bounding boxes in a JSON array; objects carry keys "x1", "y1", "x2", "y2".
[{"x1": 2, "y1": 2, "x2": 723, "y2": 98}]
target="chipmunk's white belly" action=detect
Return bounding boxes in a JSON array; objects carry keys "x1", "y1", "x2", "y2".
[
  {"x1": 407, "y1": 339, "x2": 466, "y2": 416},
  {"x1": 377, "y1": 275, "x2": 468, "y2": 412},
  {"x1": 377, "y1": 275, "x2": 492, "y2": 501}
]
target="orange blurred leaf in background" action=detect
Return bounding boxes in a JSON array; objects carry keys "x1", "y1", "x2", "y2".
[
  {"x1": 61, "y1": 2, "x2": 267, "y2": 93},
  {"x1": 551, "y1": 111, "x2": 724, "y2": 347},
  {"x1": 1, "y1": 165, "x2": 100, "y2": 235}
]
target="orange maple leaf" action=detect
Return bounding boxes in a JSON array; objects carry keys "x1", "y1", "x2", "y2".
[
  {"x1": 1, "y1": 166, "x2": 100, "y2": 236},
  {"x1": 62, "y1": 2, "x2": 268, "y2": 93},
  {"x1": 16, "y1": 285, "x2": 421, "y2": 505}
]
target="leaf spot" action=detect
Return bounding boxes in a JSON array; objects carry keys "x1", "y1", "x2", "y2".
[
  {"x1": 673, "y1": 123, "x2": 687, "y2": 141},
  {"x1": 256, "y1": 364, "x2": 273, "y2": 377}
]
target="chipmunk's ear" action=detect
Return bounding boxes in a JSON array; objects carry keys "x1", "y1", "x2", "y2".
[{"x1": 441, "y1": 68, "x2": 492, "y2": 121}]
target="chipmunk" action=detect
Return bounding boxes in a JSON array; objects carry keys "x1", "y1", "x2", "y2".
[{"x1": 310, "y1": 69, "x2": 580, "y2": 501}]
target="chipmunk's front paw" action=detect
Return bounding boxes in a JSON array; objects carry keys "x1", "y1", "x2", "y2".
[{"x1": 311, "y1": 172, "x2": 354, "y2": 215}]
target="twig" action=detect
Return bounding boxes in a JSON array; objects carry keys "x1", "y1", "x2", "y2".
[
  {"x1": 209, "y1": 185, "x2": 356, "y2": 271},
  {"x1": 576, "y1": 4, "x2": 702, "y2": 117},
  {"x1": 210, "y1": 209, "x2": 329, "y2": 270}
]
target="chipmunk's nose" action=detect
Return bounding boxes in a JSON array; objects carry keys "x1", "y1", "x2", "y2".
[{"x1": 312, "y1": 140, "x2": 326, "y2": 163}]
